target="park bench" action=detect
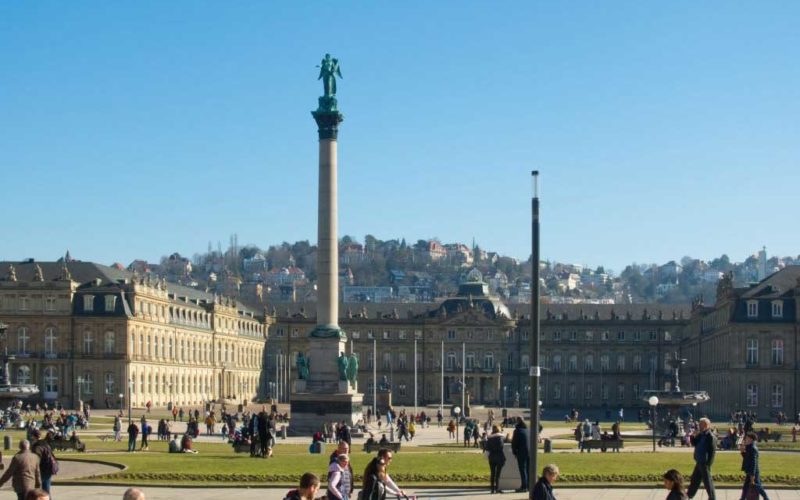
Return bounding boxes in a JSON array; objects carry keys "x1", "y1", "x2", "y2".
[
  {"x1": 46, "y1": 436, "x2": 86, "y2": 452},
  {"x1": 582, "y1": 439, "x2": 623, "y2": 452},
  {"x1": 363, "y1": 441, "x2": 401, "y2": 453}
]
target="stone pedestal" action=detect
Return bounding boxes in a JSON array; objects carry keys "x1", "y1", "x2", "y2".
[{"x1": 376, "y1": 390, "x2": 392, "y2": 414}]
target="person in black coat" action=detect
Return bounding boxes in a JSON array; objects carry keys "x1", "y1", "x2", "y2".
[
  {"x1": 485, "y1": 425, "x2": 506, "y2": 494},
  {"x1": 511, "y1": 417, "x2": 530, "y2": 492},
  {"x1": 532, "y1": 464, "x2": 559, "y2": 500},
  {"x1": 662, "y1": 469, "x2": 688, "y2": 500},
  {"x1": 740, "y1": 431, "x2": 770, "y2": 500},
  {"x1": 687, "y1": 418, "x2": 717, "y2": 500}
]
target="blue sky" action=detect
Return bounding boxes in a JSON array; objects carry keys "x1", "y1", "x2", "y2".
[{"x1": 1, "y1": 2, "x2": 798, "y2": 272}]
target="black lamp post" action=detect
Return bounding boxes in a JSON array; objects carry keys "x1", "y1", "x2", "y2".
[{"x1": 649, "y1": 395, "x2": 659, "y2": 452}]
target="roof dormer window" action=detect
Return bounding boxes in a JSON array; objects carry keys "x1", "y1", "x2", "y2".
[
  {"x1": 771, "y1": 301, "x2": 783, "y2": 318},
  {"x1": 747, "y1": 301, "x2": 758, "y2": 318},
  {"x1": 83, "y1": 295, "x2": 94, "y2": 312}
]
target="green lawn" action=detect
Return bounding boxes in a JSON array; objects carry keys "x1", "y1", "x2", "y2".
[{"x1": 56, "y1": 438, "x2": 800, "y2": 487}]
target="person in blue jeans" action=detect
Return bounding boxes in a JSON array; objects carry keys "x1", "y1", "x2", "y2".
[
  {"x1": 687, "y1": 418, "x2": 716, "y2": 500},
  {"x1": 127, "y1": 422, "x2": 139, "y2": 452},
  {"x1": 740, "y1": 431, "x2": 770, "y2": 500}
]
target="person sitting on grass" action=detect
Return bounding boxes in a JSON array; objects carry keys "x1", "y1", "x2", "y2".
[
  {"x1": 283, "y1": 472, "x2": 320, "y2": 500},
  {"x1": 180, "y1": 433, "x2": 197, "y2": 454}
]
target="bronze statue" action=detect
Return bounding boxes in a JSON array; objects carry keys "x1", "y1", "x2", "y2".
[
  {"x1": 318, "y1": 53, "x2": 342, "y2": 97},
  {"x1": 296, "y1": 352, "x2": 309, "y2": 380},
  {"x1": 336, "y1": 351, "x2": 349, "y2": 381},
  {"x1": 667, "y1": 352, "x2": 687, "y2": 392},
  {"x1": 346, "y1": 353, "x2": 359, "y2": 388}
]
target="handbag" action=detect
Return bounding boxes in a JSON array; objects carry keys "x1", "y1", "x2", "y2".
[{"x1": 745, "y1": 484, "x2": 760, "y2": 500}]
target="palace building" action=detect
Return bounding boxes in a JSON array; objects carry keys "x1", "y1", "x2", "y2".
[
  {"x1": 0, "y1": 260, "x2": 268, "y2": 409},
  {"x1": 268, "y1": 278, "x2": 692, "y2": 413}
]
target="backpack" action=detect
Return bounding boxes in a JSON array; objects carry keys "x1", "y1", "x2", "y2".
[{"x1": 40, "y1": 446, "x2": 59, "y2": 476}]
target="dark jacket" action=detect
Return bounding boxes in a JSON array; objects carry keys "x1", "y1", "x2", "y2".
[
  {"x1": 666, "y1": 490, "x2": 688, "y2": 500},
  {"x1": 511, "y1": 423, "x2": 529, "y2": 458},
  {"x1": 0, "y1": 449, "x2": 42, "y2": 495},
  {"x1": 485, "y1": 433, "x2": 505, "y2": 464},
  {"x1": 741, "y1": 442, "x2": 760, "y2": 476},
  {"x1": 532, "y1": 476, "x2": 555, "y2": 500},
  {"x1": 691, "y1": 430, "x2": 716, "y2": 466}
]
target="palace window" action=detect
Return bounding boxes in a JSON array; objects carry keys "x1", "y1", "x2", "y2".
[
  {"x1": 466, "y1": 352, "x2": 475, "y2": 369},
  {"x1": 447, "y1": 352, "x2": 456, "y2": 370},
  {"x1": 771, "y1": 384, "x2": 783, "y2": 408},
  {"x1": 17, "y1": 365, "x2": 31, "y2": 385},
  {"x1": 19, "y1": 296, "x2": 29, "y2": 311},
  {"x1": 617, "y1": 383, "x2": 625, "y2": 400},
  {"x1": 568, "y1": 355, "x2": 577, "y2": 372},
  {"x1": 17, "y1": 327, "x2": 29, "y2": 355},
  {"x1": 553, "y1": 330, "x2": 561, "y2": 341},
  {"x1": 633, "y1": 354, "x2": 642, "y2": 371},
  {"x1": 585, "y1": 331, "x2": 594, "y2": 341},
  {"x1": 398, "y1": 330, "x2": 407, "y2": 340},
  {"x1": 600, "y1": 354, "x2": 610, "y2": 372},
  {"x1": 104, "y1": 331, "x2": 115, "y2": 354},
  {"x1": 568, "y1": 383, "x2": 576, "y2": 400},
  {"x1": 584, "y1": 355, "x2": 594, "y2": 372},
  {"x1": 747, "y1": 301, "x2": 758, "y2": 318},
  {"x1": 553, "y1": 383, "x2": 561, "y2": 400},
  {"x1": 617, "y1": 331, "x2": 625, "y2": 341},
  {"x1": 80, "y1": 371, "x2": 94, "y2": 395},
  {"x1": 569, "y1": 331, "x2": 577, "y2": 341},
  {"x1": 633, "y1": 331, "x2": 641, "y2": 342},
  {"x1": 45, "y1": 327, "x2": 57, "y2": 356},
  {"x1": 746, "y1": 339, "x2": 758, "y2": 366},
  {"x1": 351, "y1": 331, "x2": 360, "y2": 339},
  {"x1": 105, "y1": 295, "x2": 117, "y2": 312},
  {"x1": 382, "y1": 352, "x2": 391, "y2": 370},
  {"x1": 771, "y1": 340, "x2": 784, "y2": 366},
  {"x1": 383, "y1": 331, "x2": 391, "y2": 340},
  {"x1": 552, "y1": 354, "x2": 561, "y2": 372},
  {"x1": 584, "y1": 383, "x2": 593, "y2": 400},
  {"x1": 632, "y1": 383, "x2": 640, "y2": 399},
  {"x1": 105, "y1": 372, "x2": 115, "y2": 395},
  {"x1": 601, "y1": 383, "x2": 609, "y2": 400},
  {"x1": 83, "y1": 295, "x2": 94, "y2": 312},
  {"x1": 616, "y1": 355, "x2": 626, "y2": 371},
  {"x1": 45, "y1": 296, "x2": 56, "y2": 311},
  {"x1": 601, "y1": 331, "x2": 610, "y2": 341},
  {"x1": 649, "y1": 331, "x2": 657, "y2": 341},
  {"x1": 521, "y1": 355, "x2": 530, "y2": 369},
  {"x1": 398, "y1": 353, "x2": 407, "y2": 370},
  {"x1": 772, "y1": 301, "x2": 783, "y2": 318},
  {"x1": 447, "y1": 330, "x2": 456, "y2": 340},
  {"x1": 746, "y1": 383, "x2": 758, "y2": 407},
  {"x1": 44, "y1": 366, "x2": 58, "y2": 393},
  {"x1": 82, "y1": 330, "x2": 94, "y2": 354},
  {"x1": 483, "y1": 352, "x2": 494, "y2": 370}
]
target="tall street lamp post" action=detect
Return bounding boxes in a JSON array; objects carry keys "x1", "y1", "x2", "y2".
[
  {"x1": 454, "y1": 406, "x2": 461, "y2": 442},
  {"x1": 127, "y1": 377, "x2": 133, "y2": 425},
  {"x1": 118, "y1": 392, "x2": 124, "y2": 415},
  {"x1": 649, "y1": 395, "x2": 659, "y2": 452},
  {"x1": 529, "y1": 171, "x2": 541, "y2": 500}
]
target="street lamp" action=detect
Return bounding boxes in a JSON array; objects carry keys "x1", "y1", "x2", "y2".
[
  {"x1": 454, "y1": 406, "x2": 461, "y2": 442},
  {"x1": 118, "y1": 393, "x2": 124, "y2": 415},
  {"x1": 127, "y1": 377, "x2": 134, "y2": 425},
  {"x1": 648, "y1": 395, "x2": 659, "y2": 452},
  {"x1": 77, "y1": 376, "x2": 84, "y2": 410}
]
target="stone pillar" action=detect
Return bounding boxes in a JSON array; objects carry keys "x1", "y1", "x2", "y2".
[{"x1": 317, "y1": 136, "x2": 339, "y2": 329}]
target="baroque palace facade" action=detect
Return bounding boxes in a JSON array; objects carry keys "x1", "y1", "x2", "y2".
[
  {"x1": 683, "y1": 267, "x2": 800, "y2": 418},
  {"x1": 269, "y1": 279, "x2": 693, "y2": 413},
  {"x1": 0, "y1": 261, "x2": 268, "y2": 409}
]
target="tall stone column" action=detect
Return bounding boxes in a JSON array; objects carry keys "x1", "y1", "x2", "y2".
[{"x1": 289, "y1": 56, "x2": 363, "y2": 435}]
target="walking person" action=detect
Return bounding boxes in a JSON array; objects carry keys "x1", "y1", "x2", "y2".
[
  {"x1": 284, "y1": 472, "x2": 321, "y2": 500},
  {"x1": 485, "y1": 424, "x2": 506, "y2": 494},
  {"x1": 687, "y1": 417, "x2": 717, "y2": 500},
  {"x1": 532, "y1": 463, "x2": 559, "y2": 500},
  {"x1": 326, "y1": 454, "x2": 352, "y2": 500},
  {"x1": 0, "y1": 440, "x2": 42, "y2": 500},
  {"x1": 740, "y1": 431, "x2": 770, "y2": 500},
  {"x1": 663, "y1": 469, "x2": 688, "y2": 500},
  {"x1": 126, "y1": 421, "x2": 139, "y2": 453},
  {"x1": 31, "y1": 430, "x2": 57, "y2": 497},
  {"x1": 113, "y1": 415, "x2": 122, "y2": 442},
  {"x1": 511, "y1": 417, "x2": 530, "y2": 493},
  {"x1": 362, "y1": 449, "x2": 407, "y2": 500}
]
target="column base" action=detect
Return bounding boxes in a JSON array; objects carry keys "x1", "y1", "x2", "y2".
[{"x1": 289, "y1": 392, "x2": 364, "y2": 436}]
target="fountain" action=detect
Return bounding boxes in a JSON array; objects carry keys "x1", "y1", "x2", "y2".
[
  {"x1": 0, "y1": 322, "x2": 40, "y2": 400},
  {"x1": 642, "y1": 352, "x2": 709, "y2": 435}
]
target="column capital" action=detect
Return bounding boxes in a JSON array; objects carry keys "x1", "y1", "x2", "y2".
[{"x1": 312, "y1": 109, "x2": 344, "y2": 140}]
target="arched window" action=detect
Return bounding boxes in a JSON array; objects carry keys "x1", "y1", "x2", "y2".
[
  {"x1": 83, "y1": 330, "x2": 94, "y2": 354},
  {"x1": 154, "y1": 336, "x2": 159, "y2": 358},
  {"x1": 169, "y1": 338, "x2": 174, "y2": 359},
  {"x1": 17, "y1": 365, "x2": 31, "y2": 385},
  {"x1": 44, "y1": 366, "x2": 58, "y2": 393},
  {"x1": 17, "y1": 327, "x2": 30, "y2": 355},
  {"x1": 103, "y1": 372, "x2": 116, "y2": 396},
  {"x1": 483, "y1": 352, "x2": 494, "y2": 370},
  {"x1": 552, "y1": 382, "x2": 561, "y2": 400},
  {"x1": 45, "y1": 327, "x2": 57, "y2": 356},
  {"x1": 104, "y1": 331, "x2": 115, "y2": 354}
]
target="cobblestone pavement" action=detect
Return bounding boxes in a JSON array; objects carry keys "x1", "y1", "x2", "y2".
[{"x1": 5, "y1": 486, "x2": 799, "y2": 500}]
